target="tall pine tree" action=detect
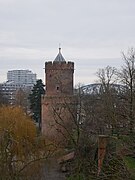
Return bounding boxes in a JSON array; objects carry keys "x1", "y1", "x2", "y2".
[{"x1": 29, "y1": 79, "x2": 45, "y2": 129}]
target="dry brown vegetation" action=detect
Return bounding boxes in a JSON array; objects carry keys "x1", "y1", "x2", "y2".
[{"x1": 0, "y1": 106, "x2": 55, "y2": 179}]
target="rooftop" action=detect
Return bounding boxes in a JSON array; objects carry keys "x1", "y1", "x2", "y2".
[{"x1": 54, "y1": 48, "x2": 65, "y2": 62}]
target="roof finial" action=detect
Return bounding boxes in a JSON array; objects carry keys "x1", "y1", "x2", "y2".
[
  {"x1": 59, "y1": 43, "x2": 61, "y2": 53},
  {"x1": 54, "y1": 44, "x2": 65, "y2": 62}
]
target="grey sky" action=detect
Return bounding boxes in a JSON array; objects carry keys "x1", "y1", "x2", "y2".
[{"x1": 0, "y1": 0, "x2": 135, "y2": 85}]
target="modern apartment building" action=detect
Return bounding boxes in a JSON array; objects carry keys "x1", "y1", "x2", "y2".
[
  {"x1": 0, "y1": 70, "x2": 37, "y2": 104},
  {"x1": 7, "y1": 70, "x2": 37, "y2": 86}
]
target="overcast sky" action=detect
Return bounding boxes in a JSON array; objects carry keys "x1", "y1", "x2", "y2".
[{"x1": 0, "y1": 0, "x2": 135, "y2": 85}]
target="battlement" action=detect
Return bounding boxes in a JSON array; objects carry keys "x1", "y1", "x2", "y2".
[{"x1": 45, "y1": 61, "x2": 74, "y2": 71}]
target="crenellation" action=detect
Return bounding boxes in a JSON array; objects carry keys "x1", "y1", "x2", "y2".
[{"x1": 45, "y1": 61, "x2": 74, "y2": 70}]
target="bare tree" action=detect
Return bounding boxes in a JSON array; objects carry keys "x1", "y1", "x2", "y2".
[
  {"x1": 96, "y1": 66, "x2": 118, "y2": 91},
  {"x1": 118, "y1": 48, "x2": 135, "y2": 134},
  {"x1": 96, "y1": 66, "x2": 120, "y2": 134}
]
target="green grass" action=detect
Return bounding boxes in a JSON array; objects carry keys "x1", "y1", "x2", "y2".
[
  {"x1": 67, "y1": 173, "x2": 85, "y2": 180},
  {"x1": 124, "y1": 156, "x2": 135, "y2": 169},
  {"x1": 124, "y1": 156, "x2": 135, "y2": 179}
]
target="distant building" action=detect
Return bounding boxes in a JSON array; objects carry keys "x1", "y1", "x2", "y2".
[
  {"x1": 0, "y1": 70, "x2": 37, "y2": 104},
  {"x1": 7, "y1": 70, "x2": 36, "y2": 86}
]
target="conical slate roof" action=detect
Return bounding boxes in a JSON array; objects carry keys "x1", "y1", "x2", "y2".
[{"x1": 54, "y1": 48, "x2": 65, "y2": 62}]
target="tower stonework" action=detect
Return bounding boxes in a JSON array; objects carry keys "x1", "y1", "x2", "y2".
[
  {"x1": 45, "y1": 61, "x2": 74, "y2": 96},
  {"x1": 41, "y1": 49, "x2": 76, "y2": 144}
]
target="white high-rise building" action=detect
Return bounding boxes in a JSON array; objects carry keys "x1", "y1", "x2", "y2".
[
  {"x1": 0, "y1": 70, "x2": 37, "y2": 104},
  {"x1": 7, "y1": 70, "x2": 37, "y2": 86}
]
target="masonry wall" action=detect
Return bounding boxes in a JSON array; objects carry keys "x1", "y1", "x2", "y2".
[
  {"x1": 42, "y1": 95, "x2": 77, "y2": 144},
  {"x1": 45, "y1": 61, "x2": 74, "y2": 96}
]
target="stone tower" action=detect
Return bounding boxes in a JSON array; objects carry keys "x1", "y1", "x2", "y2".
[{"x1": 41, "y1": 48, "x2": 76, "y2": 144}]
